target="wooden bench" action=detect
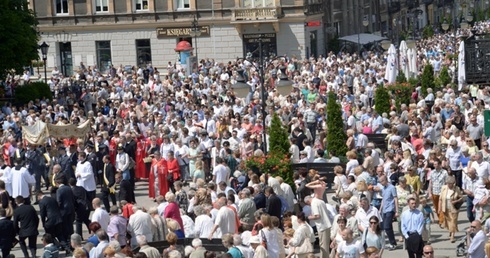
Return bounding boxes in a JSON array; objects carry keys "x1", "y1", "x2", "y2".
[
  {"x1": 365, "y1": 133, "x2": 388, "y2": 152},
  {"x1": 291, "y1": 162, "x2": 346, "y2": 189},
  {"x1": 145, "y1": 238, "x2": 227, "y2": 253}
]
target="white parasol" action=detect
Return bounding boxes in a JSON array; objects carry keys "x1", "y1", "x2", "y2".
[
  {"x1": 399, "y1": 40, "x2": 409, "y2": 79},
  {"x1": 458, "y1": 41, "x2": 466, "y2": 91},
  {"x1": 384, "y1": 44, "x2": 398, "y2": 84}
]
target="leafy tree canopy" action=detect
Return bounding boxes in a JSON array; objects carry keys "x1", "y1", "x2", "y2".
[{"x1": 0, "y1": 0, "x2": 39, "y2": 78}]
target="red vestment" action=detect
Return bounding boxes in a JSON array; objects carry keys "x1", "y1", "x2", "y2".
[{"x1": 149, "y1": 158, "x2": 167, "y2": 198}]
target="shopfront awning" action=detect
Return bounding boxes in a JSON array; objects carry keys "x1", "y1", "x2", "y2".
[{"x1": 339, "y1": 33, "x2": 388, "y2": 45}]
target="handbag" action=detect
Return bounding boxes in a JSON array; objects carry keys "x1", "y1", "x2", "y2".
[
  {"x1": 143, "y1": 157, "x2": 153, "y2": 163},
  {"x1": 167, "y1": 173, "x2": 174, "y2": 184},
  {"x1": 260, "y1": 230, "x2": 268, "y2": 249}
]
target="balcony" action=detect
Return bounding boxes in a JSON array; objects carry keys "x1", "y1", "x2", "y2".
[
  {"x1": 231, "y1": 7, "x2": 281, "y2": 23},
  {"x1": 304, "y1": 3, "x2": 324, "y2": 15},
  {"x1": 389, "y1": 1, "x2": 401, "y2": 13}
]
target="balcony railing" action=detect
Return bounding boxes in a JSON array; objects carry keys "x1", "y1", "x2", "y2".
[
  {"x1": 232, "y1": 7, "x2": 280, "y2": 22},
  {"x1": 304, "y1": 3, "x2": 324, "y2": 15}
]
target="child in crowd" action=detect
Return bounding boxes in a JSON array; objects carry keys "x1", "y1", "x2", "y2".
[{"x1": 420, "y1": 197, "x2": 435, "y2": 244}]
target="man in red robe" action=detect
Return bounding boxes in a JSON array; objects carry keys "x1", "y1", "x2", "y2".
[{"x1": 149, "y1": 151, "x2": 167, "y2": 199}]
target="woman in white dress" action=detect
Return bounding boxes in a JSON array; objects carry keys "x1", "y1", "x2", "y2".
[{"x1": 259, "y1": 214, "x2": 280, "y2": 258}]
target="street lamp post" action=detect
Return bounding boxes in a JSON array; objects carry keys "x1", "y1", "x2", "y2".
[
  {"x1": 39, "y1": 42, "x2": 49, "y2": 83},
  {"x1": 189, "y1": 15, "x2": 201, "y2": 63}
]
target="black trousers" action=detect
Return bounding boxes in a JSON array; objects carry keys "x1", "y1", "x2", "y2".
[
  {"x1": 19, "y1": 235, "x2": 37, "y2": 258},
  {"x1": 86, "y1": 190, "x2": 96, "y2": 211},
  {"x1": 406, "y1": 232, "x2": 423, "y2": 258},
  {"x1": 101, "y1": 190, "x2": 117, "y2": 211},
  {"x1": 75, "y1": 210, "x2": 91, "y2": 237},
  {"x1": 61, "y1": 213, "x2": 75, "y2": 243}
]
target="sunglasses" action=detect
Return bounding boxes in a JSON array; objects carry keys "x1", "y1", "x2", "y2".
[
  {"x1": 471, "y1": 226, "x2": 476, "y2": 228},
  {"x1": 370, "y1": 221, "x2": 378, "y2": 224},
  {"x1": 423, "y1": 251, "x2": 433, "y2": 254}
]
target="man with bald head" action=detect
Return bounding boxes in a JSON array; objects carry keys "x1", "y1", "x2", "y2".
[
  {"x1": 467, "y1": 220, "x2": 487, "y2": 258},
  {"x1": 208, "y1": 197, "x2": 235, "y2": 239},
  {"x1": 422, "y1": 245, "x2": 434, "y2": 258}
]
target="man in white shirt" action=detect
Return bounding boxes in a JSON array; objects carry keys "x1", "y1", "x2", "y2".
[
  {"x1": 306, "y1": 180, "x2": 332, "y2": 258},
  {"x1": 212, "y1": 157, "x2": 229, "y2": 185},
  {"x1": 194, "y1": 205, "x2": 215, "y2": 238},
  {"x1": 127, "y1": 205, "x2": 153, "y2": 249},
  {"x1": 91, "y1": 198, "x2": 110, "y2": 231},
  {"x1": 208, "y1": 197, "x2": 236, "y2": 239},
  {"x1": 467, "y1": 220, "x2": 487, "y2": 258},
  {"x1": 75, "y1": 152, "x2": 96, "y2": 208},
  {"x1": 355, "y1": 196, "x2": 382, "y2": 233}
]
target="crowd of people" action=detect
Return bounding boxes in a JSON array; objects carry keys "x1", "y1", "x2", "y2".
[{"x1": 5, "y1": 21, "x2": 490, "y2": 258}]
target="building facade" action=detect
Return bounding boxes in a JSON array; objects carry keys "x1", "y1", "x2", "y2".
[{"x1": 33, "y1": 0, "x2": 325, "y2": 75}]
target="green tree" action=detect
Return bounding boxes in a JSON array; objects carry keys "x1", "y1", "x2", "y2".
[
  {"x1": 0, "y1": 0, "x2": 39, "y2": 78},
  {"x1": 396, "y1": 71, "x2": 407, "y2": 83},
  {"x1": 439, "y1": 66, "x2": 451, "y2": 88},
  {"x1": 421, "y1": 63, "x2": 435, "y2": 96},
  {"x1": 14, "y1": 82, "x2": 52, "y2": 106},
  {"x1": 268, "y1": 113, "x2": 290, "y2": 156},
  {"x1": 374, "y1": 84, "x2": 391, "y2": 116},
  {"x1": 326, "y1": 91, "x2": 347, "y2": 157},
  {"x1": 422, "y1": 25, "x2": 435, "y2": 39}
]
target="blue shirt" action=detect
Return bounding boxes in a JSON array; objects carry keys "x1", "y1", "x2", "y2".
[
  {"x1": 401, "y1": 208, "x2": 424, "y2": 239},
  {"x1": 380, "y1": 183, "x2": 397, "y2": 213}
]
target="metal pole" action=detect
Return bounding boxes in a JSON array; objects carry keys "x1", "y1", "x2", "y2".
[
  {"x1": 259, "y1": 36, "x2": 267, "y2": 154},
  {"x1": 43, "y1": 59, "x2": 47, "y2": 83},
  {"x1": 193, "y1": 16, "x2": 199, "y2": 63}
]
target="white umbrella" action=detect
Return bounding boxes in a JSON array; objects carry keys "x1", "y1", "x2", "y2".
[
  {"x1": 409, "y1": 47, "x2": 418, "y2": 77},
  {"x1": 458, "y1": 41, "x2": 466, "y2": 91},
  {"x1": 399, "y1": 41, "x2": 409, "y2": 79},
  {"x1": 384, "y1": 44, "x2": 398, "y2": 84}
]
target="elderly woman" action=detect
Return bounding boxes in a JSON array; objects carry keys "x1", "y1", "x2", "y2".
[
  {"x1": 439, "y1": 176, "x2": 463, "y2": 243},
  {"x1": 345, "y1": 129, "x2": 355, "y2": 151},
  {"x1": 149, "y1": 207, "x2": 167, "y2": 241},
  {"x1": 166, "y1": 218, "x2": 185, "y2": 239},
  {"x1": 345, "y1": 151, "x2": 359, "y2": 176},
  {"x1": 164, "y1": 192, "x2": 184, "y2": 232},
  {"x1": 333, "y1": 165, "x2": 348, "y2": 202},
  {"x1": 466, "y1": 137, "x2": 479, "y2": 155}
]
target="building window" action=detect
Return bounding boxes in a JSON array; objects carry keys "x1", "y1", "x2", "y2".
[
  {"x1": 176, "y1": 0, "x2": 190, "y2": 9},
  {"x1": 135, "y1": 0, "x2": 149, "y2": 11},
  {"x1": 96, "y1": 41, "x2": 112, "y2": 74},
  {"x1": 55, "y1": 0, "x2": 68, "y2": 14},
  {"x1": 95, "y1": 0, "x2": 108, "y2": 12},
  {"x1": 136, "y1": 39, "x2": 152, "y2": 67},
  {"x1": 242, "y1": 0, "x2": 275, "y2": 8}
]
